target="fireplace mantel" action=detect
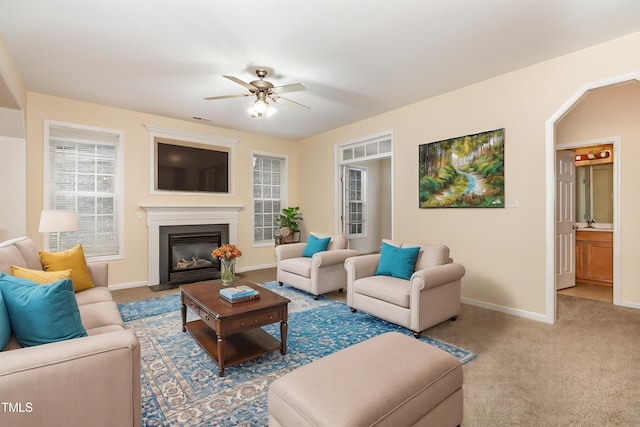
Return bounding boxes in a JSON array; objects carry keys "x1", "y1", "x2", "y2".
[{"x1": 142, "y1": 206, "x2": 242, "y2": 286}]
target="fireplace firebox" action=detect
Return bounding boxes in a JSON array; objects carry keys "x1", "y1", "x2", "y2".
[
  {"x1": 158, "y1": 224, "x2": 229, "y2": 285},
  {"x1": 168, "y1": 232, "x2": 221, "y2": 284}
]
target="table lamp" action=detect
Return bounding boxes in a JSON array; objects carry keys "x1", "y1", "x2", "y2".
[{"x1": 38, "y1": 210, "x2": 78, "y2": 252}]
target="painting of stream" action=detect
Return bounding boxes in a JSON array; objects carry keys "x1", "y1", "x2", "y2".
[{"x1": 419, "y1": 128, "x2": 504, "y2": 208}]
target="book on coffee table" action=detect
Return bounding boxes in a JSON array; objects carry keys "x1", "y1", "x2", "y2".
[
  {"x1": 220, "y1": 292, "x2": 260, "y2": 304},
  {"x1": 219, "y1": 285, "x2": 260, "y2": 302}
]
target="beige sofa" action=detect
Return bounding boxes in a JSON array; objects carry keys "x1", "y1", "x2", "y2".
[
  {"x1": 345, "y1": 240, "x2": 465, "y2": 338},
  {"x1": 0, "y1": 237, "x2": 141, "y2": 427},
  {"x1": 276, "y1": 233, "x2": 357, "y2": 299}
]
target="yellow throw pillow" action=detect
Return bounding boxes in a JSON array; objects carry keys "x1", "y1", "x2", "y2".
[
  {"x1": 11, "y1": 266, "x2": 72, "y2": 284},
  {"x1": 39, "y1": 244, "x2": 95, "y2": 292}
]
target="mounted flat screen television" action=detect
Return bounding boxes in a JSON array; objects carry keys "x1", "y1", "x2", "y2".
[{"x1": 155, "y1": 141, "x2": 229, "y2": 193}]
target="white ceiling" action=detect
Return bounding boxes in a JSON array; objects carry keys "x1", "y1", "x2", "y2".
[{"x1": 1, "y1": 0, "x2": 640, "y2": 140}]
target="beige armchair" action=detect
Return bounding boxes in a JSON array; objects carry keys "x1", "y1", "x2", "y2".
[
  {"x1": 276, "y1": 233, "x2": 358, "y2": 299},
  {"x1": 345, "y1": 240, "x2": 465, "y2": 338}
]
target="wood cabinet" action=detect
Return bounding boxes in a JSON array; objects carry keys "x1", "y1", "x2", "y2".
[{"x1": 575, "y1": 231, "x2": 613, "y2": 287}]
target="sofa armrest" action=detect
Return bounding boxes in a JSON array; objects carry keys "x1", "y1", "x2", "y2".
[
  {"x1": 0, "y1": 329, "x2": 141, "y2": 427},
  {"x1": 312, "y1": 249, "x2": 359, "y2": 268},
  {"x1": 88, "y1": 261, "x2": 109, "y2": 288},
  {"x1": 275, "y1": 243, "x2": 306, "y2": 261},
  {"x1": 411, "y1": 263, "x2": 465, "y2": 291},
  {"x1": 344, "y1": 254, "x2": 381, "y2": 282}
]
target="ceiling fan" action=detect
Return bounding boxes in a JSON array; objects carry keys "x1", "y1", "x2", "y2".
[{"x1": 205, "y1": 69, "x2": 310, "y2": 117}]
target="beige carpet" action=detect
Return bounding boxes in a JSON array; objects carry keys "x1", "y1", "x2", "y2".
[
  {"x1": 431, "y1": 295, "x2": 640, "y2": 426},
  {"x1": 113, "y1": 269, "x2": 640, "y2": 426}
]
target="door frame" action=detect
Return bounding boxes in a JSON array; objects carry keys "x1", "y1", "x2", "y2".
[
  {"x1": 555, "y1": 138, "x2": 620, "y2": 300},
  {"x1": 545, "y1": 72, "x2": 639, "y2": 323},
  {"x1": 334, "y1": 131, "x2": 394, "y2": 244}
]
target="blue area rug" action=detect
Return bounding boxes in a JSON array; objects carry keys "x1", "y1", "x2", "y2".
[{"x1": 119, "y1": 282, "x2": 476, "y2": 426}]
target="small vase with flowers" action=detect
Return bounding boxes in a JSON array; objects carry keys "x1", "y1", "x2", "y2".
[{"x1": 211, "y1": 244, "x2": 243, "y2": 285}]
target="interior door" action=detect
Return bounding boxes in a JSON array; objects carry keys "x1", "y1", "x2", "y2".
[
  {"x1": 340, "y1": 165, "x2": 348, "y2": 236},
  {"x1": 341, "y1": 165, "x2": 365, "y2": 237},
  {"x1": 556, "y1": 150, "x2": 576, "y2": 290}
]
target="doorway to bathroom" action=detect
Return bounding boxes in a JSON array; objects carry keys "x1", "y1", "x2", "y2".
[
  {"x1": 547, "y1": 75, "x2": 640, "y2": 322},
  {"x1": 555, "y1": 139, "x2": 618, "y2": 304}
]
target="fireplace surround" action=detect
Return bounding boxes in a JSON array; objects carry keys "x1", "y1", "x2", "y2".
[{"x1": 143, "y1": 206, "x2": 242, "y2": 287}]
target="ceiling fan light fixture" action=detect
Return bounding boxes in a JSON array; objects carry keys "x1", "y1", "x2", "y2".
[
  {"x1": 248, "y1": 98, "x2": 276, "y2": 118},
  {"x1": 207, "y1": 69, "x2": 307, "y2": 116}
]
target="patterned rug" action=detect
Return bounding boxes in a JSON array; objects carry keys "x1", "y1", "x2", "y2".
[{"x1": 118, "y1": 282, "x2": 476, "y2": 426}]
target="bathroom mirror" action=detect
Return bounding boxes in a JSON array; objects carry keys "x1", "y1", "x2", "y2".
[{"x1": 575, "y1": 163, "x2": 613, "y2": 224}]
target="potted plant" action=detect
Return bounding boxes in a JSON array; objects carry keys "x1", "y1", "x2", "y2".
[{"x1": 277, "y1": 206, "x2": 302, "y2": 243}]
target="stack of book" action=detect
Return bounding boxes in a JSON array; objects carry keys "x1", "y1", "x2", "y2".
[{"x1": 219, "y1": 285, "x2": 260, "y2": 303}]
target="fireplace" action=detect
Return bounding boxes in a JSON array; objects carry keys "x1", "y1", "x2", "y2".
[
  {"x1": 143, "y1": 206, "x2": 242, "y2": 287},
  {"x1": 158, "y1": 223, "x2": 229, "y2": 285},
  {"x1": 167, "y1": 231, "x2": 222, "y2": 284}
]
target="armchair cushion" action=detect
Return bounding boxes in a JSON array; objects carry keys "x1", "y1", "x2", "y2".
[
  {"x1": 277, "y1": 257, "x2": 312, "y2": 278},
  {"x1": 303, "y1": 234, "x2": 331, "y2": 257},
  {"x1": 375, "y1": 242, "x2": 420, "y2": 280},
  {"x1": 0, "y1": 274, "x2": 87, "y2": 347},
  {"x1": 39, "y1": 243, "x2": 95, "y2": 292},
  {"x1": 404, "y1": 243, "x2": 451, "y2": 270},
  {"x1": 353, "y1": 275, "x2": 411, "y2": 308}
]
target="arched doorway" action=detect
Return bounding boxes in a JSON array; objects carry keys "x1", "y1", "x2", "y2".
[{"x1": 545, "y1": 72, "x2": 640, "y2": 322}]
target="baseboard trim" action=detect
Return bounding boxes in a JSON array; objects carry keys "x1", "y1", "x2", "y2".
[
  {"x1": 109, "y1": 281, "x2": 148, "y2": 291},
  {"x1": 238, "y1": 263, "x2": 276, "y2": 273},
  {"x1": 619, "y1": 300, "x2": 640, "y2": 310},
  {"x1": 461, "y1": 297, "x2": 550, "y2": 324}
]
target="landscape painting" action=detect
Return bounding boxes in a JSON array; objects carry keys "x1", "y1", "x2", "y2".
[{"x1": 419, "y1": 128, "x2": 504, "y2": 208}]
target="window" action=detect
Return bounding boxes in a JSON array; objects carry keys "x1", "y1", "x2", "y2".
[
  {"x1": 45, "y1": 121, "x2": 123, "y2": 259},
  {"x1": 253, "y1": 154, "x2": 286, "y2": 244},
  {"x1": 345, "y1": 167, "x2": 366, "y2": 237},
  {"x1": 340, "y1": 134, "x2": 392, "y2": 163}
]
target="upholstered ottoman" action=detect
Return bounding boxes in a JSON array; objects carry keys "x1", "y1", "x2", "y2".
[{"x1": 268, "y1": 332, "x2": 463, "y2": 427}]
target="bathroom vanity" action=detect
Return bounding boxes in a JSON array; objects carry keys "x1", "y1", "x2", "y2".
[{"x1": 575, "y1": 230, "x2": 613, "y2": 287}]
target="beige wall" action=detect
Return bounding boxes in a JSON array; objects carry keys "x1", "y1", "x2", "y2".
[
  {"x1": 25, "y1": 93, "x2": 299, "y2": 286},
  {"x1": 556, "y1": 81, "x2": 640, "y2": 304},
  {"x1": 0, "y1": 33, "x2": 26, "y2": 111},
  {"x1": 299, "y1": 31, "x2": 640, "y2": 318},
  {"x1": 15, "y1": 29, "x2": 640, "y2": 318}
]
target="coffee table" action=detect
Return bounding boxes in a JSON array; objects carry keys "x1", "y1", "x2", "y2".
[{"x1": 180, "y1": 279, "x2": 290, "y2": 376}]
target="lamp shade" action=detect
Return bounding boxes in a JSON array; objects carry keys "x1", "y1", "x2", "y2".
[{"x1": 38, "y1": 210, "x2": 78, "y2": 233}]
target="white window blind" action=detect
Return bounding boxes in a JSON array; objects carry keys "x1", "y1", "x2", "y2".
[
  {"x1": 46, "y1": 123, "x2": 121, "y2": 258},
  {"x1": 253, "y1": 154, "x2": 285, "y2": 243}
]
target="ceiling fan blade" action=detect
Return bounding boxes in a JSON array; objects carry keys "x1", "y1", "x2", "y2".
[
  {"x1": 270, "y1": 96, "x2": 310, "y2": 111},
  {"x1": 271, "y1": 83, "x2": 307, "y2": 94},
  {"x1": 204, "y1": 94, "x2": 250, "y2": 100},
  {"x1": 223, "y1": 75, "x2": 257, "y2": 92}
]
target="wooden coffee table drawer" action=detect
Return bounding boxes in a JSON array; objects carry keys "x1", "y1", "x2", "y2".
[
  {"x1": 182, "y1": 294, "x2": 200, "y2": 316},
  {"x1": 227, "y1": 308, "x2": 283, "y2": 334}
]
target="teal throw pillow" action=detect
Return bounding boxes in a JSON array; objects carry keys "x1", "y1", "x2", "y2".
[
  {"x1": 375, "y1": 242, "x2": 420, "y2": 280},
  {"x1": 0, "y1": 273, "x2": 87, "y2": 347},
  {"x1": 0, "y1": 291, "x2": 10, "y2": 350},
  {"x1": 303, "y1": 234, "x2": 332, "y2": 258}
]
